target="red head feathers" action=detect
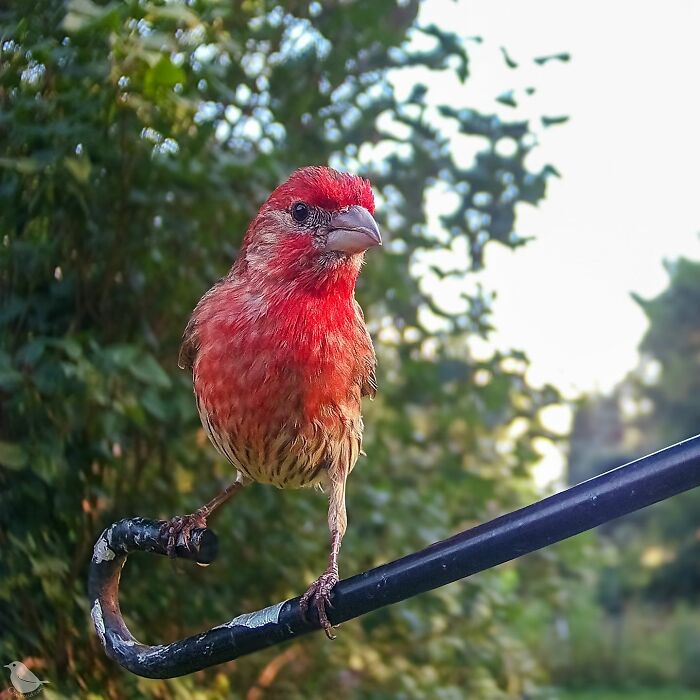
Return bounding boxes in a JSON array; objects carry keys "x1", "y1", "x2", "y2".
[
  {"x1": 236, "y1": 167, "x2": 380, "y2": 293},
  {"x1": 265, "y1": 166, "x2": 375, "y2": 214}
]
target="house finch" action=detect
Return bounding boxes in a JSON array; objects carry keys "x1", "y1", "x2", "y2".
[{"x1": 164, "y1": 166, "x2": 380, "y2": 637}]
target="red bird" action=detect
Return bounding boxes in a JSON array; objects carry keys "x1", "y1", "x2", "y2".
[{"x1": 165, "y1": 166, "x2": 381, "y2": 637}]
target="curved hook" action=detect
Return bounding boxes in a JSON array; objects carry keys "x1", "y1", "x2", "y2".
[
  {"x1": 89, "y1": 435, "x2": 700, "y2": 678},
  {"x1": 88, "y1": 518, "x2": 316, "y2": 678}
]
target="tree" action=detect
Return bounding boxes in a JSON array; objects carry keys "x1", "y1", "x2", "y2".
[
  {"x1": 562, "y1": 255, "x2": 700, "y2": 689},
  {"x1": 570, "y1": 257, "x2": 700, "y2": 604},
  {"x1": 632, "y1": 257, "x2": 700, "y2": 603},
  {"x1": 635, "y1": 257, "x2": 700, "y2": 444},
  {"x1": 0, "y1": 2, "x2": 564, "y2": 697}
]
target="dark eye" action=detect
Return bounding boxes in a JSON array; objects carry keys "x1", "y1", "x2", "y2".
[{"x1": 291, "y1": 202, "x2": 310, "y2": 223}]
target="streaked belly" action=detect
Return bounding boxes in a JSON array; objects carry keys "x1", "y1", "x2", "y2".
[{"x1": 196, "y1": 396, "x2": 338, "y2": 489}]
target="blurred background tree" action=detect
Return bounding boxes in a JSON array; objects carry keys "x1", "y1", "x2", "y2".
[
  {"x1": 548, "y1": 255, "x2": 700, "y2": 693},
  {"x1": 1, "y1": 1, "x2": 574, "y2": 698}
]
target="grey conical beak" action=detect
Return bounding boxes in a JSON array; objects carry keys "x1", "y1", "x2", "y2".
[{"x1": 325, "y1": 205, "x2": 382, "y2": 254}]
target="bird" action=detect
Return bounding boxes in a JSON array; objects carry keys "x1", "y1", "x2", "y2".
[
  {"x1": 4, "y1": 661, "x2": 50, "y2": 695},
  {"x1": 162, "y1": 166, "x2": 381, "y2": 637}
]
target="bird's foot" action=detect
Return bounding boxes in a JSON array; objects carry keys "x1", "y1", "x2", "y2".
[
  {"x1": 300, "y1": 569, "x2": 339, "y2": 639},
  {"x1": 159, "y1": 508, "x2": 208, "y2": 557}
]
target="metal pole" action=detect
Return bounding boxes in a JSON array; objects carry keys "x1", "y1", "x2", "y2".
[{"x1": 89, "y1": 434, "x2": 700, "y2": 678}]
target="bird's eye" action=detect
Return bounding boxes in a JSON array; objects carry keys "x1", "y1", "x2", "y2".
[{"x1": 291, "y1": 202, "x2": 310, "y2": 223}]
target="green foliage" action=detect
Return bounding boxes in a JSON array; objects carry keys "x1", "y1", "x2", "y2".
[
  {"x1": 545, "y1": 594, "x2": 700, "y2": 692},
  {"x1": 634, "y1": 257, "x2": 700, "y2": 444},
  {"x1": 630, "y1": 257, "x2": 700, "y2": 604},
  {"x1": 1, "y1": 1, "x2": 565, "y2": 697},
  {"x1": 562, "y1": 254, "x2": 700, "y2": 690},
  {"x1": 569, "y1": 256, "x2": 700, "y2": 605},
  {"x1": 560, "y1": 689, "x2": 700, "y2": 700}
]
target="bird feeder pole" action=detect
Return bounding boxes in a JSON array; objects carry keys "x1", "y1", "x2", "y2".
[{"x1": 89, "y1": 434, "x2": 700, "y2": 679}]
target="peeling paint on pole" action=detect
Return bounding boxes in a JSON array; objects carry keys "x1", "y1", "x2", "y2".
[
  {"x1": 91, "y1": 601, "x2": 106, "y2": 646},
  {"x1": 92, "y1": 536, "x2": 115, "y2": 564},
  {"x1": 220, "y1": 601, "x2": 286, "y2": 630}
]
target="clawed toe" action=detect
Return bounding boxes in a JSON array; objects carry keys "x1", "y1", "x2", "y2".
[
  {"x1": 300, "y1": 571, "x2": 339, "y2": 639},
  {"x1": 159, "y1": 511, "x2": 207, "y2": 556}
]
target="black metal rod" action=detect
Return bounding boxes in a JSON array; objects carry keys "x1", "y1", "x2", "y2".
[{"x1": 89, "y1": 434, "x2": 700, "y2": 679}]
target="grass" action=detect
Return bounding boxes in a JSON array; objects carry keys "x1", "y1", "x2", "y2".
[{"x1": 559, "y1": 690, "x2": 700, "y2": 700}]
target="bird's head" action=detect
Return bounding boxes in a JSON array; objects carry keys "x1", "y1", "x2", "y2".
[{"x1": 237, "y1": 166, "x2": 381, "y2": 295}]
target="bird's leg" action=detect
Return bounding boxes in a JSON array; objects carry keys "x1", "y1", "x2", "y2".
[
  {"x1": 160, "y1": 473, "x2": 249, "y2": 555},
  {"x1": 300, "y1": 469, "x2": 347, "y2": 639},
  {"x1": 300, "y1": 529, "x2": 342, "y2": 638}
]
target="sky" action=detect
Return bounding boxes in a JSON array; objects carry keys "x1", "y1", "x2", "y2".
[{"x1": 416, "y1": 0, "x2": 700, "y2": 401}]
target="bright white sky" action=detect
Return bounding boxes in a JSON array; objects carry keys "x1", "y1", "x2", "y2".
[{"x1": 415, "y1": 0, "x2": 700, "y2": 401}]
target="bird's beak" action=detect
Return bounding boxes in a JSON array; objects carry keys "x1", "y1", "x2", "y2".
[
  {"x1": 4, "y1": 664, "x2": 10, "y2": 668},
  {"x1": 325, "y1": 205, "x2": 382, "y2": 254}
]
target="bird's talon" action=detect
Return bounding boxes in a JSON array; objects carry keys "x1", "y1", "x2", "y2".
[
  {"x1": 159, "y1": 511, "x2": 207, "y2": 556},
  {"x1": 301, "y1": 570, "x2": 339, "y2": 639}
]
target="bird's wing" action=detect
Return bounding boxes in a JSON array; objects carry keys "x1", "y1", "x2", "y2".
[
  {"x1": 178, "y1": 278, "x2": 227, "y2": 371},
  {"x1": 178, "y1": 314, "x2": 198, "y2": 371},
  {"x1": 354, "y1": 300, "x2": 377, "y2": 399},
  {"x1": 361, "y1": 351, "x2": 377, "y2": 399},
  {"x1": 16, "y1": 665, "x2": 42, "y2": 684}
]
